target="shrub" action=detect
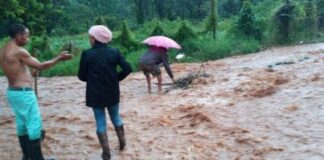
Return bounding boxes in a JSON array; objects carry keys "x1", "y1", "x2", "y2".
[
  {"x1": 95, "y1": 15, "x2": 106, "y2": 25},
  {"x1": 174, "y1": 21, "x2": 196, "y2": 43},
  {"x1": 106, "y1": 16, "x2": 120, "y2": 30},
  {"x1": 29, "y1": 35, "x2": 53, "y2": 60},
  {"x1": 125, "y1": 49, "x2": 146, "y2": 71},
  {"x1": 151, "y1": 21, "x2": 164, "y2": 36},
  {"x1": 237, "y1": 0, "x2": 259, "y2": 38},
  {"x1": 113, "y1": 21, "x2": 139, "y2": 54},
  {"x1": 304, "y1": 0, "x2": 317, "y2": 38}
]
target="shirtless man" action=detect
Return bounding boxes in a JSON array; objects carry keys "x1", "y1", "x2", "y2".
[{"x1": 0, "y1": 24, "x2": 72, "y2": 160}]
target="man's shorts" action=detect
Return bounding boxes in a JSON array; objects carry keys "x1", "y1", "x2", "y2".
[
  {"x1": 139, "y1": 62, "x2": 161, "y2": 77},
  {"x1": 6, "y1": 87, "x2": 42, "y2": 140}
]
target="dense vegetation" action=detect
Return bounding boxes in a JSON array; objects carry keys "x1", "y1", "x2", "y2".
[{"x1": 0, "y1": 0, "x2": 323, "y2": 76}]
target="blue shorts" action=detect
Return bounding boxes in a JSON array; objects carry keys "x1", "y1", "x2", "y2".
[{"x1": 6, "y1": 87, "x2": 43, "y2": 140}]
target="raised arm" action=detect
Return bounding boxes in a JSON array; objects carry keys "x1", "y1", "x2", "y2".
[{"x1": 18, "y1": 48, "x2": 72, "y2": 70}]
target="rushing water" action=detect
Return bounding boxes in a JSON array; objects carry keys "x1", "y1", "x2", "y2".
[{"x1": 0, "y1": 43, "x2": 323, "y2": 160}]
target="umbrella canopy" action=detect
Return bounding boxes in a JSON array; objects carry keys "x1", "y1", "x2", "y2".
[{"x1": 142, "y1": 36, "x2": 182, "y2": 49}]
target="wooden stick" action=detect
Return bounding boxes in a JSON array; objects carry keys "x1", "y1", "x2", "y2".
[
  {"x1": 34, "y1": 73, "x2": 38, "y2": 98},
  {"x1": 67, "y1": 40, "x2": 72, "y2": 54}
]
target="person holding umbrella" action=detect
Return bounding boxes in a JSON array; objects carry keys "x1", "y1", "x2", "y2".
[
  {"x1": 78, "y1": 25, "x2": 132, "y2": 160},
  {"x1": 139, "y1": 36, "x2": 181, "y2": 93}
]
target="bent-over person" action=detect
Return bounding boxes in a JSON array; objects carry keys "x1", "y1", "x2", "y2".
[{"x1": 139, "y1": 45, "x2": 175, "y2": 93}]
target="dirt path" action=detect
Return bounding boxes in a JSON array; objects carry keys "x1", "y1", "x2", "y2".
[{"x1": 0, "y1": 43, "x2": 323, "y2": 160}]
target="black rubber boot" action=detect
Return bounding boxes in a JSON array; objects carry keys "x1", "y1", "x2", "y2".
[
  {"x1": 27, "y1": 139, "x2": 45, "y2": 160},
  {"x1": 18, "y1": 135, "x2": 29, "y2": 160},
  {"x1": 96, "y1": 132, "x2": 111, "y2": 160},
  {"x1": 41, "y1": 130, "x2": 45, "y2": 142},
  {"x1": 115, "y1": 125, "x2": 126, "y2": 151}
]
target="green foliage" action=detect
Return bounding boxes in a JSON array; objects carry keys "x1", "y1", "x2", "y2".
[
  {"x1": 28, "y1": 35, "x2": 53, "y2": 60},
  {"x1": 319, "y1": 0, "x2": 324, "y2": 32},
  {"x1": 219, "y1": 0, "x2": 241, "y2": 18},
  {"x1": 205, "y1": 0, "x2": 217, "y2": 40},
  {"x1": 237, "y1": 0, "x2": 258, "y2": 37},
  {"x1": 1, "y1": 0, "x2": 323, "y2": 77},
  {"x1": 174, "y1": 21, "x2": 196, "y2": 43},
  {"x1": 95, "y1": 15, "x2": 106, "y2": 25},
  {"x1": 113, "y1": 21, "x2": 139, "y2": 54},
  {"x1": 274, "y1": 0, "x2": 295, "y2": 44},
  {"x1": 151, "y1": 21, "x2": 164, "y2": 36},
  {"x1": 289, "y1": 2, "x2": 309, "y2": 42},
  {"x1": 106, "y1": 16, "x2": 121, "y2": 30},
  {"x1": 189, "y1": 32, "x2": 261, "y2": 61},
  {"x1": 60, "y1": 42, "x2": 82, "y2": 56},
  {"x1": 41, "y1": 54, "x2": 81, "y2": 76},
  {"x1": 0, "y1": 0, "x2": 23, "y2": 20},
  {"x1": 125, "y1": 49, "x2": 146, "y2": 71},
  {"x1": 304, "y1": 0, "x2": 317, "y2": 38},
  {"x1": 28, "y1": 34, "x2": 87, "y2": 76},
  {"x1": 133, "y1": 0, "x2": 145, "y2": 24}
]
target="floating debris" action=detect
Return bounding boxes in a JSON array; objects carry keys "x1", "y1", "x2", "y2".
[{"x1": 165, "y1": 63, "x2": 212, "y2": 92}]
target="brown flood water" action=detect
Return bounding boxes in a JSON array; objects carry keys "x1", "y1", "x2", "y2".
[{"x1": 0, "y1": 43, "x2": 323, "y2": 160}]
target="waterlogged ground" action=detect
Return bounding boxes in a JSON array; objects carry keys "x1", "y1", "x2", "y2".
[{"x1": 0, "y1": 43, "x2": 323, "y2": 160}]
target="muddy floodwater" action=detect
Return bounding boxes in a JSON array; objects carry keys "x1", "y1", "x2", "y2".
[{"x1": 0, "y1": 43, "x2": 323, "y2": 160}]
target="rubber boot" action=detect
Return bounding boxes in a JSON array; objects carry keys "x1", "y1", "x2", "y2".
[
  {"x1": 41, "y1": 130, "x2": 45, "y2": 142},
  {"x1": 115, "y1": 125, "x2": 126, "y2": 151},
  {"x1": 96, "y1": 132, "x2": 111, "y2": 160},
  {"x1": 27, "y1": 139, "x2": 45, "y2": 160},
  {"x1": 18, "y1": 135, "x2": 29, "y2": 160}
]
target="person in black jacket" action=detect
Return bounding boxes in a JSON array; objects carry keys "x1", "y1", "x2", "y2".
[{"x1": 78, "y1": 25, "x2": 132, "y2": 160}]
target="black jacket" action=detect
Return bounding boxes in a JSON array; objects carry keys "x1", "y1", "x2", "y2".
[{"x1": 78, "y1": 43, "x2": 132, "y2": 108}]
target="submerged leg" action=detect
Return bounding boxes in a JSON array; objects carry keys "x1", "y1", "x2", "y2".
[
  {"x1": 157, "y1": 75, "x2": 162, "y2": 93},
  {"x1": 145, "y1": 74, "x2": 151, "y2": 93}
]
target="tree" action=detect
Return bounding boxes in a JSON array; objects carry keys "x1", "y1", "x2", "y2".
[
  {"x1": 175, "y1": 21, "x2": 196, "y2": 42},
  {"x1": 43, "y1": 0, "x2": 70, "y2": 35},
  {"x1": 237, "y1": 0, "x2": 256, "y2": 37},
  {"x1": 220, "y1": 0, "x2": 240, "y2": 18},
  {"x1": 114, "y1": 21, "x2": 138, "y2": 53},
  {"x1": 133, "y1": 0, "x2": 146, "y2": 24},
  {"x1": 154, "y1": 0, "x2": 166, "y2": 19},
  {"x1": 151, "y1": 21, "x2": 164, "y2": 36},
  {"x1": 0, "y1": 0, "x2": 23, "y2": 21},
  {"x1": 194, "y1": 0, "x2": 207, "y2": 19},
  {"x1": 95, "y1": 15, "x2": 106, "y2": 25},
  {"x1": 0, "y1": 0, "x2": 53, "y2": 35},
  {"x1": 318, "y1": 0, "x2": 324, "y2": 31},
  {"x1": 15, "y1": 0, "x2": 53, "y2": 35},
  {"x1": 275, "y1": 0, "x2": 295, "y2": 43},
  {"x1": 304, "y1": 0, "x2": 317, "y2": 38},
  {"x1": 206, "y1": 0, "x2": 217, "y2": 40},
  {"x1": 78, "y1": 0, "x2": 117, "y2": 17}
]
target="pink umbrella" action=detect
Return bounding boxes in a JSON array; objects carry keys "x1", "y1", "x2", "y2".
[{"x1": 142, "y1": 36, "x2": 182, "y2": 49}]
